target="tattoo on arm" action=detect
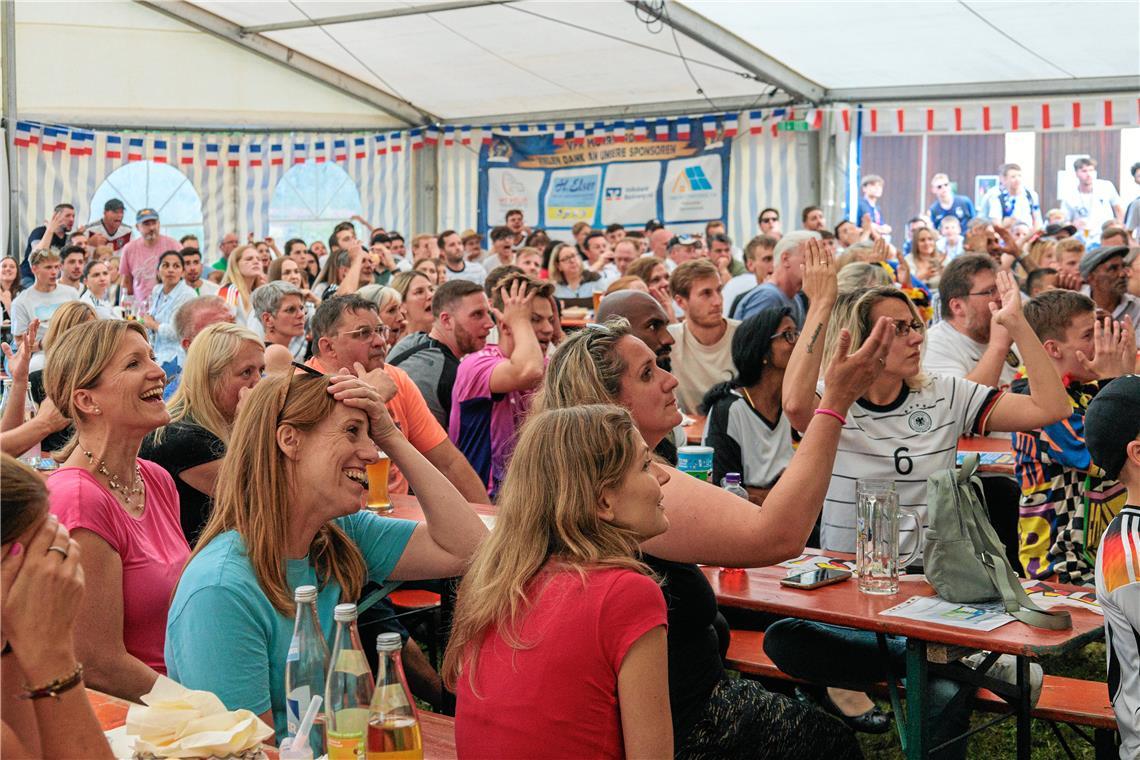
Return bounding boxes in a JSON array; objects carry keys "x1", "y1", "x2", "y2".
[{"x1": 805, "y1": 323, "x2": 822, "y2": 354}]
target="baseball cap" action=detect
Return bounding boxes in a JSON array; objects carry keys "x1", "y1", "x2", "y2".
[
  {"x1": 668, "y1": 234, "x2": 696, "y2": 248},
  {"x1": 104, "y1": 198, "x2": 125, "y2": 212},
  {"x1": 136, "y1": 208, "x2": 159, "y2": 223},
  {"x1": 1078, "y1": 244, "x2": 1128, "y2": 280},
  {"x1": 645, "y1": 219, "x2": 664, "y2": 233},
  {"x1": 1042, "y1": 222, "x2": 1077, "y2": 238},
  {"x1": 1084, "y1": 375, "x2": 1140, "y2": 479}
]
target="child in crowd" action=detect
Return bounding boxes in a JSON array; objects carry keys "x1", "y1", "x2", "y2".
[
  {"x1": 1013, "y1": 290, "x2": 1135, "y2": 584},
  {"x1": 1085, "y1": 375, "x2": 1140, "y2": 760}
]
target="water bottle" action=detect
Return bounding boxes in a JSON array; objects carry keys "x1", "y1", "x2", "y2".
[
  {"x1": 20, "y1": 387, "x2": 41, "y2": 464},
  {"x1": 930, "y1": 290, "x2": 941, "y2": 325},
  {"x1": 325, "y1": 603, "x2": 374, "y2": 760},
  {"x1": 366, "y1": 633, "x2": 422, "y2": 760},
  {"x1": 285, "y1": 585, "x2": 330, "y2": 758},
  {"x1": 720, "y1": 474, "x2": 748, "y2": 575},
  {"x1": 0, "y1": 378, "x2": 13, "y2": 415}
]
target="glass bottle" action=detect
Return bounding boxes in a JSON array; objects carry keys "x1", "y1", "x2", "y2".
[
  {"x1": 366, "y1": 633, "x2": 422, "y2": 760},
  {"x1": 285, "y1": 585, "x2": 330, "y2": 758},
  {"x1": 720, "y1": 473, "x2": 748, "y2": 575},
  {"x1": 325, "y1": 603, "x2": 374, "y2": 760}
]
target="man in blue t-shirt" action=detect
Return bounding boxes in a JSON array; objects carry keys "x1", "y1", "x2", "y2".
[
  {"x1": 856, "y1": 175, "x2": 891, "y2": 239},
  {"x1": 928, "y1": 172, "x2": 975, "y2": 232},
  {"x1": 20, "y1": 203, "x2": 75, "y2": 287}
]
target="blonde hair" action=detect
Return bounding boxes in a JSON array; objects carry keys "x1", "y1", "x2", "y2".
[
  {"x1": 534, "y1": 319, "x2": 632, "y2": 414},
  {"x1": 822, "y1": 286, "x2": 927, "y2": 390},
  {"x1": 154, "y1": 323, "x2": 263, "y2": 445},
  {"x1": 41, "y1": 301, "x2": 97, "y2": 353},
  {"x1": 190, "y1": 372, "x2": 366, "y2": 616},
  {"x1": 44, "y1": 319, "x2": 149, "y2": 423},
  {"x1": 356, "y1": 284, "x2": 402, "y2": 314},
  {"x1": 1026, "y1": 239, "x2": 1057, "y2": 268},
  {"x1": 442, "y1": 404, "x2": 651, "y2": 691},
  {"x1": 220, "y1": 245, "x2": 258, "y2": 312}
]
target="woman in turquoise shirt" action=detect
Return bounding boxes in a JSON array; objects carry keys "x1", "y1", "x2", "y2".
[{"x1": 164, "y1": 369, "x2": 489, "y2": 743}]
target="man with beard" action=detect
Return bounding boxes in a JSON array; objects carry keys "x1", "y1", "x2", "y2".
[
  {"x1": 924, "y1": 254, "x2": 1021, "y2": 387},
  {"x1": 390, "y1": 280, "x2": 495, "y2": 428},
  {"x1": 439, "y1": 229, "x2": 486, "y2": 285},
  {"x1": 666, "y1": 260, "x2": 739, "y2": 414},
  {"x1": 1080, "y1": 246, "x2": 1140, "y2": 345},
  {"x1": 84, "y1": 198, "x2": 132, "y2": 252},
  {"x1": 119, "y1": 208, "x2": 181, "y2": 303}
]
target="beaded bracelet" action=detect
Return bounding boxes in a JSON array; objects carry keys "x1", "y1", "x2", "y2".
[
  {"x1": 19, "y1": 663, "x2": 84, "y2": 700},
  {"x1": 814, "y1": 408, "x2": 847, "y2": 426}
]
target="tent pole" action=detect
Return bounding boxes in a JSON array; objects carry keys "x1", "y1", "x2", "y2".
[{"x1": 2, "y1": 0, "x2": 18, "y2": 257}]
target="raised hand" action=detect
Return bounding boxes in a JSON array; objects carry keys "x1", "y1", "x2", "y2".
[
  {"x1": 801, "y1": 238, "x2": 837, "y2": 306},
  {"x1": 988, "y1": 269, "x2": 1024, "y2": 329},
  {"x1": 1076, "y1": 317, "x2": 1134, "y2": 380},
  {"x1": 2, "y1": 321, "x2": 40, "y2": 382},
  {"x1": 328, "y1": 370, "x2": 400, "y2": 446},
  {"x1": 344, "y1": 359, "x2": 397, "y2": 404},
  {"x1": 1055, "y1": 271, "x2": 1082, "y2": 291},
  {"x1": 820, "y1": 317, "x2": 895, "y2": 413},
  {"x1": 493, "y1": 278, "x2": 535, "y2": 328}
]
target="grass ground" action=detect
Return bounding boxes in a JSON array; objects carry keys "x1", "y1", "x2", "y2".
[{"x1": 854, "y1": 641, "x2": 1108, "y2": 759}]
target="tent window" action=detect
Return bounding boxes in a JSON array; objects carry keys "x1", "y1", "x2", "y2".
[
  {"x1": 269, "y1": 163, "x2": 363, "y2": 245},
  {"x1": 89, "y1": 162, "x2": 204, "y2": 243}
]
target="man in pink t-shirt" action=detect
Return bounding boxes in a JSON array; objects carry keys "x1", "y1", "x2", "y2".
[{"x1": 119, "y1": 208, "x2": 181, "y2": 305}]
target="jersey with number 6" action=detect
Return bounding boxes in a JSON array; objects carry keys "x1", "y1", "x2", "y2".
[{"x1": 818, "y1": 375, "x2": 1002, "y2": 555}]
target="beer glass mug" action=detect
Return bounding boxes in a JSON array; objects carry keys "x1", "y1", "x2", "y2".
[
  {"x1": 366, "y1": 451, "x2": 392, "y2": 513},
  {"x1": 855, "y1": 480, "x2": 921, "y2": 595},
  {"x1": 120, "y1": 295, "x2": 136, "y2": 320}
]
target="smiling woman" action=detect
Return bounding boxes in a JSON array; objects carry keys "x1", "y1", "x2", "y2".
[{"x1": 43, "y1": 320, "x2": 189, "y2": 704}]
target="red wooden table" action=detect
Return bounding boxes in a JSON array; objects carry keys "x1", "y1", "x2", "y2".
[
  {"x1": 703, "y1": 558, "x2": 1103, "y2": 759},
  {"x1": 957, "y1": 434, "x2": 1017, "y2": 476},
  {"x1": 90, "y1": 689, "x2": 457, "y2": 759}
]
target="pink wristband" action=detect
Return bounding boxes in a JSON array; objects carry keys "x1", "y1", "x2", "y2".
[{"x1": 814, "y1": 408, "x2": 847, "y2": 425}]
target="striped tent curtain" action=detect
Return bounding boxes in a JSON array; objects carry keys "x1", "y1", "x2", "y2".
[
  {"x1": 727, "y1": 111, "x2": 815, "y2": 247},
  {"x1": 436, "y1": 142, "x2": 482, "y2": 233}
]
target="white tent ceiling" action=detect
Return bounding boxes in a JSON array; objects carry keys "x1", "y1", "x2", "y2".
[{"x1": 4, "y1": 0, "x2": 1139, "y2": 129}]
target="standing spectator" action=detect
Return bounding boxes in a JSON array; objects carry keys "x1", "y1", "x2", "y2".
[
  {"x1": 58, "y1": 246, "x2": 86, "y2": 291},
  {"x1": 389, "y1": 280, "x2": 495, "y2": 428},
  {"x1": 1086, "y1": 376, "x2": 1140, "y2": 760},
  {"x1": 83, "y1": 199, "x2": 131, "y2": 252},
  {"x1": 20, "y1": 204, "x2": 75, "y2": 287},
  {"x1": 722, "y1": 235, "x2": 777, "y2": 317},
  {"x1": 1061, "y1": 157, "x2": 1123, "y2": 246},
  {"x1": 217, "y1": 245, "x2": 263, "y2": 323},
  {"x1": 181, "y1": 247, "x2": 219, "y2": 296},
  {"x1": 482, "y1": 226, "x2": 516, "y2": 270},
  {"x1": 802, "y1": 206, "x2": 826, "y2": 232},
  {"x1": 666, "y1": 260, "x2": 739, "y2": 414},
  {"x1": 856, "y1": 175, "x2": 891, "y2": 237},
  {"x1": 119, "y1": 209, "x2": 180, "y2": 304},
  {"x1": 142, "y1": 251, "x2": 196, "y2": 383},
  {"x1": 732, "y1": 231, "x2": 818, "y2": 325},
  {"x1": 981, "y1": 163, "x2": 1043, "y2": 229},
  {"x1": 504, "y1": 208, "x2": 529, "y2": 248},
  {"x1": 937, "y1": 215, "x2": 965, "y2": 260},
  {"x1": 758, "y1": 207, "x2": 782, "y2": 239},
  {"x1": 10, "y1": 249, "x2": 80, "y2": 372},
  {"x1": 927, "y1": 173, "x2": 975, "y2": 232},
  {"x1": 461, "y1": 230, "x2": 485, "y2": 262},
  {"x1": 440, "y1": 230, "x2": 487, "y2": 285},
  {"x1": 1123, "y1": 162, "x2": 1140, "y2": 240},
  {"x1": 1080, "y1": 246, "x2": 1140, "y2": 343},
  {"x1": 450, "y1": 275, "x2": 555, "y2": 494}
]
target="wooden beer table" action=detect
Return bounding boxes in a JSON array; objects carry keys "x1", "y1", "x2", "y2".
[
  {"x1": 702, "y1": 556, "x2": 1103, "y2": 760},
  {"x1": 90, "y1": 688, "x2": 458, "y2": 759}
]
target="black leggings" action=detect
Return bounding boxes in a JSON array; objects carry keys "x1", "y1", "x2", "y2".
[{"x1": 676, "y1": 677, "x2": 863, "y2": 760}]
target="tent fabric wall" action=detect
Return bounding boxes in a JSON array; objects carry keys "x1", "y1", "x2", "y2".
[
  {"x1": 437, "y1": 144, "x2": 482, "y2": 235},
  {"x1": 728, "y1": 113, "x2": 815, "y2": 248},
  {"x1": 13, "y1": 130, "x2": 414, "y2": 258}
]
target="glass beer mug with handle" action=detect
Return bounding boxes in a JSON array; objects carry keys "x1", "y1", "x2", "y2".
[{"x1": 855, "y1": 480, "x2": 921, "y2": 595}]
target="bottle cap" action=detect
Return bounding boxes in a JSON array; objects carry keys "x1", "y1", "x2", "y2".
[
  {"x1": 376, "y1": 632, "x2": 402, "y2": 652},
  {"x1": 333, "y1": 603, "x2": 358, "y2": 622},
  {"x1": 293, "y1": 585, "x2": 318, "y2": 603},
  {"x1": 725, "y1": 472, "x2": 742, "y2": 483}
]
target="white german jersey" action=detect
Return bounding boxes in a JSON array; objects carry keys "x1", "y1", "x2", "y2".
[
  {"x1": 818, "y1": 375, "x2": 1002, "y2": 555},
  {"x1": 1095, "y1": 506, "x2": 1140, "y2": 760}
]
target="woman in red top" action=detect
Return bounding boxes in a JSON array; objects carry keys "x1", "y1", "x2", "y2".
[{"x1": 444, "y1": 405, "x2": 672, "y2": 759}]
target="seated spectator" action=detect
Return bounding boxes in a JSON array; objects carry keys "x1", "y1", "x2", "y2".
[
  {"x1": 834, "y1": 219, "x2": 864, "y2": 252},
  {"x1": 924, "y1": 254, "x2": 1021, "y2": 388},
  {"x1": 1, "y1": 454, "x2": 114, "y2": 760},
  {"x1": 307, "y1": 296, "x2": 487, "y2": 503},
  {"x1": 603, "y1": 275, "x2": 649, "y2": 296},
  {"x1": 389, "y1": 280, "x2": 493, "y2": 429},
  {"x1": 10, "y1": 249, "x2": 80, "y2": 373},
  {"x1": 732, "y1": 230, "x2": 819, "y2": 325},
  {"x1": 905, "y1": 227, "x2": 944, "y2": 287},
  {"x1": 626, "y1": 256, "x2": 675, "y2": 323},
  {"x1": 0, "y1": 255, "x2": 24, "y2": 318},
  {"x1": 1080, "y1": 246, "x2": 1140, "y2": 344},
  {"x1": 217, "y1": 245, "x2": 263, "y2": 323},
  {"x1": 267, "y1": 256, "x2": 318, "y2": 313},
  {"x1": 701, "y1": 307, "x2": 797, "y2": 503},
  {"x1": 78, "y1": 259, "x2": 116, "y2": 318},
  {"x1": 1085, "y1": 375, "x2": 1140, "y2": 760},
  {"x1": 758, "y1": 207, "x2": 782, "y2": 239},
  {"x1": 165, "y1": 371, "x2": 488, "y2": 743},
  {"x1": 802, "y1": 205, "x2": 826, "y2": 232},
  {"x1": 549, "y1": 241, "x2": 604, "y2": 301},
  {"x1": 143, "y1": 250, "x2": 196, "y2": 382},
  {"x1": 1099, "y1": 226, "x2": 1131, "y2": 250},
  {"x1": 446, "y1": 406, "x2": 672, "y2": 759},
  {"x1": 513, "y1": 246, "x2": 543, "y2": 279},
  {"x1": 1025, "y1": 238, "x2": 1058, "y2": 271},
  {"x1": 45, "y1": 320, "x2": 190, "y2": 701},
  {"x1": 582, "y1": 231, "x2": 620, "y2": 278},
  {"x1": 666, "y1": 260, "x2": 738, "y2": 414},
  {"x1": 312, "y1": 227, "x2": 370, "y2": 299},
  {"x1": 58, "y1": 246, "x2": 86, "y2": 291},
  {"x1": 608, "y1": 238, "x2": 640, "y2": 280},
  {"x1": 250, "y1": 281, "x2": 307, "y2": 367},
  {"x1": 357, "y1": 284, "x2": 406, "y2": 349},
  {"x1": 1027, "y1": 267, "x2": 1059, "y2": 297},
  {"x1": 141, "y1": 323, "x2": 265, "y2": 546},
  {"x1": 413, "y1": 256, "x2": 444, "y2": 286},
  {"x1": 461, "y1": 229, "x2": 485, "y2": 262},
  {"x1": 722, "y1": 234, "x2": 777, "y2": 317},
  {"x1": 24, "y1": 302, "x2": 97, "y2": 455},
  {"x1": 390, "y1": 270, "x2": 436, "y2": 341},
  {"x1": 160, "y1": 295, "x2": 237, "y2": 400},
  {"x1": 450, "y1": 274, "x2": 554, "y2": 495},
  {"x1": 1013, "y1": 290, "x2": 1134, "y2": 584}
]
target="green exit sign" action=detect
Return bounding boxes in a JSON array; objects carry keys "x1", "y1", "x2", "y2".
[{"x1": 778, "y1": 120, "x2": 811, "y2": 132}]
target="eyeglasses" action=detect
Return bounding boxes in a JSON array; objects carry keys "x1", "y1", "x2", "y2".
[
  {"x1": 967, "y1": 286, "x2": 999, "y2": 298},
  {"x1": 770, "y1": 329, "x2": 800, "y2": 344},
  {"x1": 892, "y1": 319, "x2": 925, "y2": 337},
  {"x1": 760, "y1": 216, "x2": 779, "y2": 224},
  {"x1": 338, "y1": 324, "x2": 389, "y2": 342},
  {"x1": 934, "y1": 183, "x2": 949, "y2": 190}
]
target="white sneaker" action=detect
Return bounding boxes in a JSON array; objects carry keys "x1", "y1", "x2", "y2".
[{"x1": 963, "y1": 652, "x2": 1044, "y2": 707}]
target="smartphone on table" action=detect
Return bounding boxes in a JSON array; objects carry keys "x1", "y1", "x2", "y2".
[{"x1": 780, "y1": 568, "x2": 852, "y2": 589}]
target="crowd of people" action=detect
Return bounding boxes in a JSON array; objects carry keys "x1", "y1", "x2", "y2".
[{"x1": 1, "y1": 155, "x2": 1139, "y2": 760}]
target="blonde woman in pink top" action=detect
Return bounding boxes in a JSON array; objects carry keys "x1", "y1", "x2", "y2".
[{"x1": 44, "y1": 319, "x2": 189, "y2": 702}]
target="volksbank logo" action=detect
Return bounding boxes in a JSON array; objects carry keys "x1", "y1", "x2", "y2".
[{"x1": 672, "y1": 166, "x2": 713, "y2": 193}]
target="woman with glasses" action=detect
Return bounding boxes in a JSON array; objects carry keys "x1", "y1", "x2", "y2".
[
  {"x1": 250, "y1": 281, "x2": 308, "y2": 365},
  {"x1": 700, "y1": 307, "x2": 798, "y2": 505},
  {"x1": 141, "y1": 323, "x2": 265, "y2": 546},
  {"x1": 769, "y1": 240, "x2": 1071, "y2": 756},
  {"x1": 547, "y1": 242, "x2": 603, "y2": 301}
]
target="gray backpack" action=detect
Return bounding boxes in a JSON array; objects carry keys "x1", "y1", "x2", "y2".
[{"x1": 923, "y1": 454, "x2": 1071, "y2": 630}]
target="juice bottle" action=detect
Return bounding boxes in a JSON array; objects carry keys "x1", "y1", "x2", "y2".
[{"x1": 365, "y1": 633, "x2": 422, "y2": 760}]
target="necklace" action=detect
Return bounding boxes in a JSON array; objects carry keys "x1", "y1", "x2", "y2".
[{"x1": 81, "y1": 448, "x2": 144, "y2": 513}]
